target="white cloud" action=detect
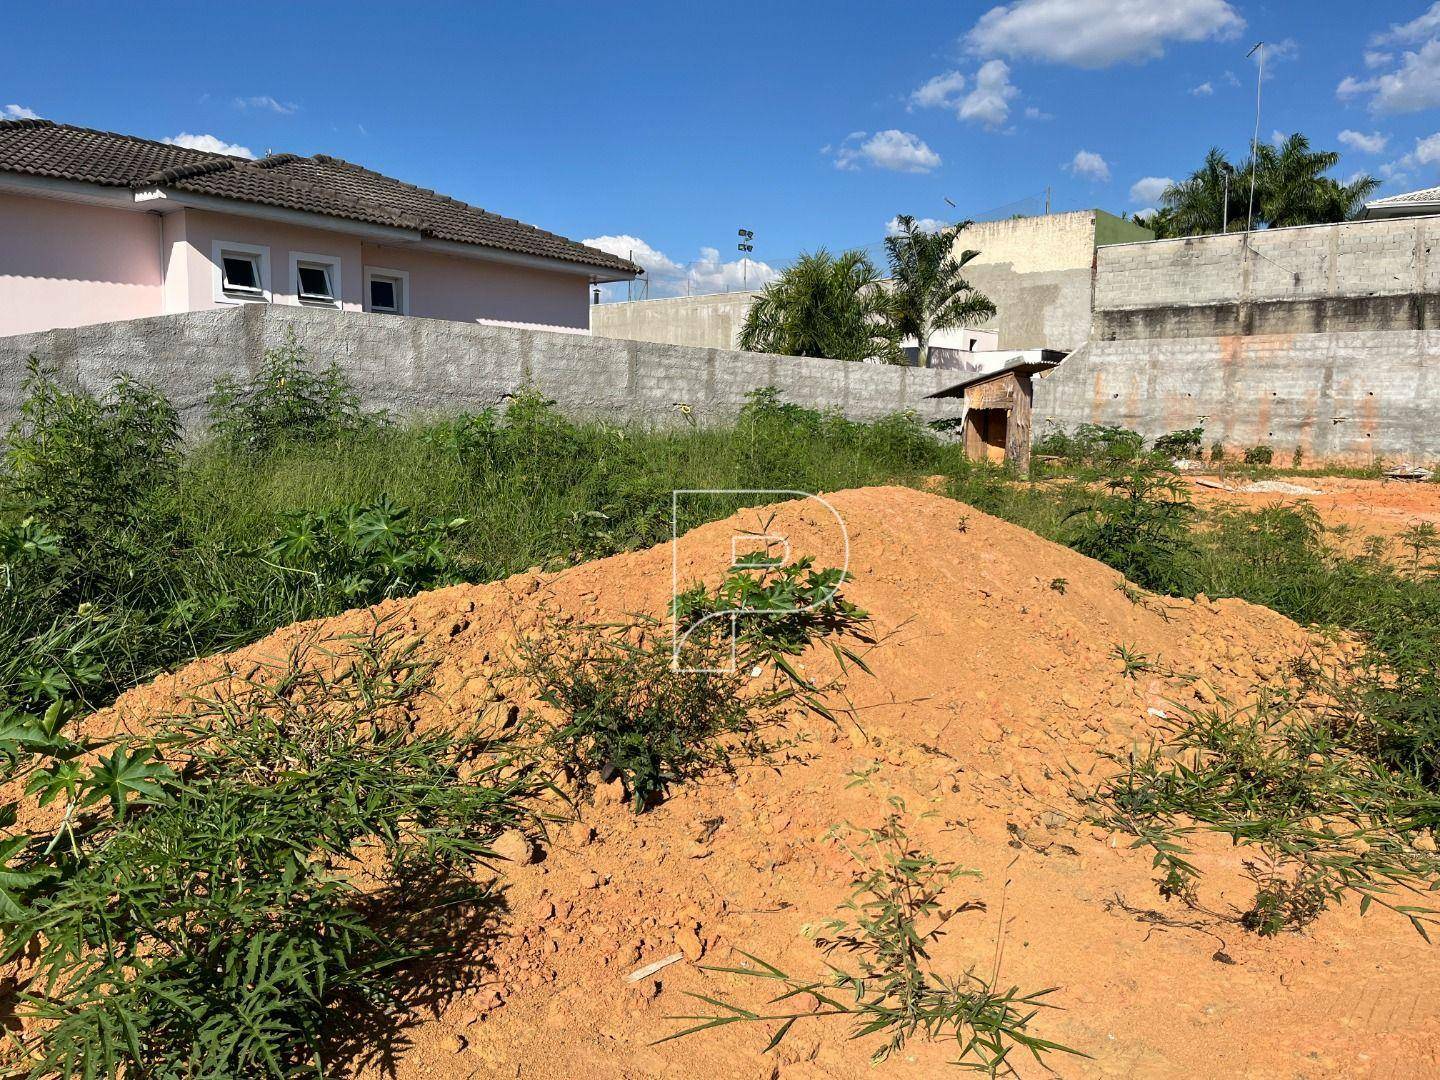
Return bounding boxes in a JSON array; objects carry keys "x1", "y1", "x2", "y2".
[
  {"x1": 959, "y1": 59, "x2": 1019, "y2": 128},
  {"x1": 234, "y1": 95, "x2": 298, "y2": 115},
  {"x1": 909, "y1": 61, "x2": 1020, "y2": 128},
  {"x1": 3, "y1": 104, "x2": 41, "y2": 119},
  {"x1": 1271, "y1": 129, "x2": 1288, "y2": 147},
  {"x1": 1129, "y1": 175, "x2": 1172, "y2": 203},
  {"x1": 1190, "y1": 81, "x2": 1214, "y2": 96},
  {"x1": 1364, "y1": 50, "x2": 1394, "y2": 69},
  {"x1": 1372, "y1": 3, "x2": 1440, "y2": 45},
  {"x1": 1024, "y1": 105, "x2": 1053, "y2": 120},
  {"x1": 1067, "y1": 149, "x2": 1111, "y2": 181},
  {"x1": 909, "y1": 70, "x2": 966, "y2": 111},
  {"x1": 1376, "y1": 131, "x2": 1440, "y2": 187},
  {"x1": 162, "y1": 133, "x2": 256, "y2": 159},
  {"x1": 966, "y1": 0, "x2": 1244, "y2": 68},
  {"x1": 886, "y1": 216, "x2": 951, "y2": 236},
  {"x1": 1416, "y1": 132, "x2": 1440, "y2": 165},
  {"x1": 1338, "y1": 129, "x2": 1389, "y2": 154},
  {"x1": 1338, "y1": 40, "x2": 1440, "y2": 114},
  {"x1": 1256, "y1": 37, "x2": 1300, "y2": 70},
  {"x1": 833, "y1": 130, "x2": 941, "y2": 173},
  {"x1": 1223, "y1": 69, "x2": 1241, "y2": 87},
  {"x1": 583, "y1": 234, "x2": 777, "y2": 299}
]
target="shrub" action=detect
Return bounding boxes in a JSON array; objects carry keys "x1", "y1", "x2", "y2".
[
  {"x1": 1091, "y1": 693, "x2": 1440, "y2": 938},
  {"x1": 207, "y1": 332, "x2": 371, "y2": 452},
  {"x1": 1152, "y1": 427, "x2": 1204, "y2": 460},
  {"x1": 1244, "y1": 444, "x2": 1274, "y2": 466},
  {"x1": 2, "y1": 358, "x2": 179, "y2": 562},
  {"x1": 515, "y1": 553, "x2": 872, "y2": 809},
  {"x1": 2, "y1": 621, "x2": 533, "y2": 1077},
  {"x1": 1063, "y1": 460, "x2": 1198, "y2": 594},
  {"x1": 255, "y1": 497, "x2": 468, "y2": 607}
]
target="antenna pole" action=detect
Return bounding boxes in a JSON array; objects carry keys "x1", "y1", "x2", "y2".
[{"x1": 1246, "y1": 41, "x2": 1264, "y2": 232}]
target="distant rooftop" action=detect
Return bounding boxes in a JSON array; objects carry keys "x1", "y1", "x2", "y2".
[
  {"x1": 1361, "y1": 185, "x2": 1440, "y2": 219},
  {"x1": 0, "y1": 119, "x2": 639, "y2": 277}
]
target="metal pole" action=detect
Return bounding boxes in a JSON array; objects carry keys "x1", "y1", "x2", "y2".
[
  {"x1": 1223, "y1": 171, "x2": 1229, "y2": 233},
  {"x1": 1246, "y1": 42, "x2": 1263, "y2": 232}
]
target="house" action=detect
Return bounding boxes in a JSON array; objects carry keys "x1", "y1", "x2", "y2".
[
  {"x1": 1360, "y1": 185, "x2": 1440, "y2": 220},
  {"x1": 0, "y1": 119, "x2": 638, "y2": 339}
]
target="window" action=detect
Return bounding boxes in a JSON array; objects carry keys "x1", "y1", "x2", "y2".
[
  {"x1": 223, "y1": 255, "x2": 261, "y2": 293},
  {"x1": 289, "y1": 252, "x2": 342, "y2": 308},
  {"x1": 211, "y1": 241, "x2": 271, "y2": 304},
  {"x1": 364, "y1": 267, "x2": 409, "y2": 315}
]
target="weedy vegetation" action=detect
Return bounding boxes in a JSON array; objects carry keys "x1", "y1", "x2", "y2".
[
  {"x1": 660, "y1": 805, "x2": 1081, "y2": 1074},
  {"x1": 1, "y1": 619, "x2": 536, "y2": 1076},
  {"x1": 513, "y1": 548, "x2": 874, "y2": 809}
]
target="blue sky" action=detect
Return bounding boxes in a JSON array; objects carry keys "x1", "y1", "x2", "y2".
[{"x1": 7, "y1": 1, "x2": 1440, "y2": 296}]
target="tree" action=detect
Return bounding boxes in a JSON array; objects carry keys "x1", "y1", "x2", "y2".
[
  {"x1": 883, "y1": 216, "x2": 996, "y2": 368},
  {"x1": 1252, "y1": 133, "x2": 1381, "y2": 229},
  {"x1": 1138, "y1": 148, "x2": 1248, "y2": 238},
  {"x1": 738, "y1": 249, "x2": 902, "y2": 363},
  {"x1": 1139, "y1": 137, "x2": 1380, "y2": 239}
]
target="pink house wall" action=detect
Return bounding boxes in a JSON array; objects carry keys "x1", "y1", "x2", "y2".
[
  {"x1": 0, "y1": 191, "x2": 163, "y2": 336},
  {"x1": 359, "y1": 242, "x2": 590, "y2": 329},
  {"x1": 1, "y1": 193, "x2": 594, "y2": 337}
]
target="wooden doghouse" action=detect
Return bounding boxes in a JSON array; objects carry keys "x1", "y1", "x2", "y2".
[{"x1": 928, "y1": 352, "x2": 1064, "y2": 472}]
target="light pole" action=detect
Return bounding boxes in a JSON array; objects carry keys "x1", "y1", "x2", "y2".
[
  {"x1": 737, "y1": 228, "x2": 754, "y2": 289},
  {"x1": 1246, "y1": 41, "x2": 1264, "y2": 232}
]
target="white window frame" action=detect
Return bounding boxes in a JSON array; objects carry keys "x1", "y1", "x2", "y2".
[
  {"x1": 364, "y1": 266, "x2": 409, "y2": 315},
  {"x1": 289, "y1": 251, "x2": 342, "y2": 309},
  {"x1": 211, "y1": 241, "x2": 271, "y2": 305}
]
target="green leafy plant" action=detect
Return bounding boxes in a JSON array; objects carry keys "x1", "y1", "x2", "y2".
[
  {"x1": 2, "y1": 620, "x2": 533, "y2": 1077},
  {"x1": 1244, "y1": 444, "x2": 1274, "y2": 466},
  {"x1": 254, "y1": 497, "x2": 467, "y2": 606},
  {"x1": 515, "y1": 551, "x2": 873, "y2": 810},
  {"x1": 207, "y1": 331, "x2": 372, "y2": 453},
  {"x1": 1063, "y1": 460, "x2": 1198, "y2": 595},
  {"x1": 660, "y1": 808, "x2": 1081, "y2": 1074},
  {"x1": 1091, "y1": 692, "x2": 1440, "y2": 938},
  {"x1": 1152, "y1": 427, "x2": 1204, "y2": 460}
]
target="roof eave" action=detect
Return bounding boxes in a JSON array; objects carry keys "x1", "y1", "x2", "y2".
[{"x1": 1362, "y1": 201, "x2": 1440, "y2": 219}]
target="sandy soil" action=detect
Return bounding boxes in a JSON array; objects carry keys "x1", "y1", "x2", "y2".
[
  {"x1": 1188, "y1": 475, "x2": 1440, "y2": 546},
  {"x1": 96, "y1": 487, "x2": 1440, "y2": 1078}
]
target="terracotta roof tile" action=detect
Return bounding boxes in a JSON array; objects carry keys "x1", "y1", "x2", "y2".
[{"x1": 0, "y1": 119, "x2": 637, "y2": 276}]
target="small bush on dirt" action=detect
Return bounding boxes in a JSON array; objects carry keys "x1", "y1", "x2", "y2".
[
  {"x1": 1063, "y1": 460, "x2": 1198, "y2": 595},
  {"x1": 1243, "y1": 444, "x2": 1274, "y2": 466},
  {"x1": 661, "y1": 808, "x2": 1081, "y2": 1074},
  {"x1": 1033, "y1": 423, "x2": 1145, "y2": 467},
  {"x1": 1, "y1": 620, "x2": 533, "y2": 1077},
  {"x1": 515, "y1": 551, "x2": 872, "y2": 809},
  {"x1": 207, "y1": 332, "x2": 371, "y2": 453},
  {"x1": 1091, "y1": 692, "x2": 1440, "y2": 937},
  {"x1": 1152, "y1": 427, "x2": 1204, "y2": 460}
]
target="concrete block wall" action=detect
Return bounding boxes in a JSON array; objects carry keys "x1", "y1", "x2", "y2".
[
  {"x1": 0, "y1": 305, "x2": 960, "y2": 434},
  {"x1": 1033, "y1": 331, "x2": 1440, "y2": 465},
  {"x1": 1095, "y1": 216, "x2": 1440, "y2": 339}
]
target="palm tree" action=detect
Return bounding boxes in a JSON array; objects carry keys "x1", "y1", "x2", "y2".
[
  {"x1": 883, "y1": 216, "x2": 996, "y2": 368},
  {"x1": 1250, "y1": 133, "x2": 1380, "y2": 228},
  {"x1": 1142, "y1": 137, "x2": 1381, "y2": 238},
  {"x1": 738, "y1": 249, "x2": 902, "y2": 363},
  {"x1": 1143, "y1": 148, "x2": 1248, "y2": 238}
]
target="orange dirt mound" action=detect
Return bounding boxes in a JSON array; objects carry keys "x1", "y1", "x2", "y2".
[{"x1": 100, "y1": 486, "x2": 1440, "y2": 1078}]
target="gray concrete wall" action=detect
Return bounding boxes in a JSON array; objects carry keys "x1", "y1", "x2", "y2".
[
  {"x1": 590, "y1": 291, "x2": 757, "y2": 350},
  {"x1": 0, "y1": 305, "x2": 960, "y2": 434},
  {"x1": 1094, "y1": 216, "x2": 1440, "y2": 340},
  {"x1": 1033, "y1": 331, "x2": 1440, "y2": 465},
  {"x1": 590, "y1": 266, "x2": 1094, "y2": 354}
]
